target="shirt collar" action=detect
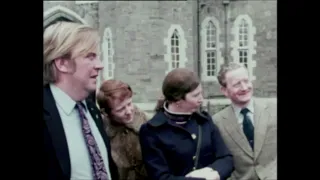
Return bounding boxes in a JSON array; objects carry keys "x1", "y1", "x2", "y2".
[
  {"x1": 148, "y1": 109, "x2": 208, "y2": 127},
  {"x1": 50, "y1": 84, "x2": 87, "y2": 115},
  {"x1": 232, "y1": 98, "x2": 254, "y2": 116}
]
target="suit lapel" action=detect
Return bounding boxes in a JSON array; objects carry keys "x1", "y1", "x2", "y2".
[
  {"x1": 43, "y1": 86, "x2": 71, "y2": 178},
  {"x1": 86, "y1": 99, "x2": 111, "y2": 149},
  {"x1": 253, "y1": 101, "x2": 269, "y2": 159},
  {"x1": 222, "y1": 106, "x2": 254, "y2": 157}
]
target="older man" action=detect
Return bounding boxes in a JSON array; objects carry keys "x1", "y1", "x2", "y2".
[{"x1": 212, "y1": 62, "x2": 277, "y2": 180}]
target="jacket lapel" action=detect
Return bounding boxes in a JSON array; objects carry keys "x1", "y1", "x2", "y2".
[
  {"x1": 253, "y1": 101, "x2": 269, "y2": 159},
  {"x1": 222, "y1": 106, "x2": 254, "y2": 158},
  {"x1": 86, "y1": 99, "x2": 111, "y2": 149},
  {"x1": 43, "y1": 86, "x2": 71, "y2": 178}
]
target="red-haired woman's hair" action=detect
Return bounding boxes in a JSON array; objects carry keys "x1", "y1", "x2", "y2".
[{"x1": 97, "y1": 80, "x2": 133, "y2": 114}]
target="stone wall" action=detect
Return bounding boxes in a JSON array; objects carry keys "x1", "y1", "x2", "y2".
[{"x1": 43, "y1": 0, "x2": 277, "y2": 105}]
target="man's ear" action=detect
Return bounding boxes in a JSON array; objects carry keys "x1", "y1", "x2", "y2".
[
  {"x1": 220, "y1": 86, "x2": 228, "y2": 97},
  {"x1": 53, "y1": 58, "x2": 73, "y2": 73}
]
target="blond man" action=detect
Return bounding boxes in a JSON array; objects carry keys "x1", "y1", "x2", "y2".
[
  {"x1": 212, "y1": 62, "x2": 277, "y2": 180},
  {"x1": 43, "y1": 21, "x2": 118, "y2": 180}
]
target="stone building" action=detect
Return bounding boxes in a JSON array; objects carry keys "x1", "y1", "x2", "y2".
[{"x1": 43, "y1": 0, "x2": 277, "y2": 116}]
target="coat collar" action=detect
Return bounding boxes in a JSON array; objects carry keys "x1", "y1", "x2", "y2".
[
  {"x1": 147, "y1": 110, "x2": 209, "y2": 127},
  {"x1": 103, "y1": 105, "x2": 148, "y2": 138}
]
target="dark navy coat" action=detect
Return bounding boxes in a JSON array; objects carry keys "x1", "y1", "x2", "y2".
[{"x1": 139, "y1": 110, "x2": 234, "y2": 180}]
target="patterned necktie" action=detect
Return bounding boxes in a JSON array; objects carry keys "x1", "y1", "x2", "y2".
[
  {"x1": 240, "y1": 108, "x2": 254, "y2": 150},
  {"x1": 75, "y1": 102, "x2": 109, "y2": 180}
]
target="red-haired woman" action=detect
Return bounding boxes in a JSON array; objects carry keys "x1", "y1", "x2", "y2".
[{"x1": 97, "y1": 80, "x2": 149, "y2": 180}]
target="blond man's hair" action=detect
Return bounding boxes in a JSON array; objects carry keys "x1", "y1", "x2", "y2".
[
  {"x1": 43, "y1": 21, "x2": 99, "y2": 85},
  {"x1": 217, "y1": 62, "x2": 247, "y2": 87}
]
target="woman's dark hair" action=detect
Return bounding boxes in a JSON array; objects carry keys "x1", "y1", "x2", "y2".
[{"x1": 154, "y1": 68, "x2": 200, "y2": 111}]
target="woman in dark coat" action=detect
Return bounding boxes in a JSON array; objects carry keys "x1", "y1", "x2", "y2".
[{"x1": 139, "y1": 68, "x2": 234, "y2": 180}]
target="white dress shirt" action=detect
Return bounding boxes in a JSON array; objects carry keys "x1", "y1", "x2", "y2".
[{"x1": 232, "y1": 99, "x2": 255, "y2": 128}]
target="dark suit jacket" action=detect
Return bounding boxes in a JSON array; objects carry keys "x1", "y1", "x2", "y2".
[
  {"x1": 43, "y1": 85, "x2": 118, "y2": 180},
  {"x1": 139, "y1": 110, "x2": 234, "y2": 180},
  {"x1": 88, "y1": 92, "x2": 96, "y2": 103}
]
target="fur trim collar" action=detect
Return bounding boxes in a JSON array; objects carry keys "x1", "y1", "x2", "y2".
[{"x1": 103, "y1": 105, "x2": 148, "y2": 138}]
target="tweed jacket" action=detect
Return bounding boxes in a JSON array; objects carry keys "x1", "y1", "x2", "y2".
[{"x1": 213, "y1": 99, "x2": 277, "y2": 180}]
